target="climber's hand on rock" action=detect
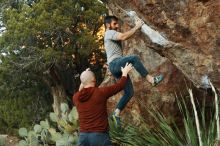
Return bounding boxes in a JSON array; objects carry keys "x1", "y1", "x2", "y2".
[{"x1": 135, "y1": 19, "x2": 144, "y2": 29}]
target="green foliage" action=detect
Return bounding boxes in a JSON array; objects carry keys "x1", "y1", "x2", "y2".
[
  {"x1": 0, "y1": 0, "x2": 107, "y2": 71},
  {"x1": 110, "y1": 89, "x2": 219, "y2": 146},
  {"x1": 0, "y1": 96, "x2": 51, "y2": 134},
  {"x1": 0, "y1": 1, "x2": 106, "y2": 76},
  {"x1": 0, "y1": 0, "x2": 106, "y2": 134},
  {"x1": 18, "y1": 103, "x2": 79, "y2": 146}
]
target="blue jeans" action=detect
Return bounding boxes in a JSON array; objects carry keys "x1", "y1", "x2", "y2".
[
  {"x1": 109, "y1": 55, "x2": 148, "y2": 110},
  {"x1": 77, "y1": 132, "x2": 111, "y2": 146}
]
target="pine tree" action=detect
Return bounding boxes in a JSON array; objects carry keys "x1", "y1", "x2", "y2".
[{"x1": 0, "y1": 0, "x2": 107, "y2": 132}]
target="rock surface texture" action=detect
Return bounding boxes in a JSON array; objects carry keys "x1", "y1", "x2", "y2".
[{"x1": 102, "y1": 0, "x2": 219, "y2": 124}]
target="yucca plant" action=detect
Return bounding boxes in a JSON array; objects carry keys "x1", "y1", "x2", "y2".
[
  {"x1": 110, "y1": 84, "x2": 219, "y2": 146},
  {"x1": 110, "y1": 120, "x2": 151, "y2": 146}
]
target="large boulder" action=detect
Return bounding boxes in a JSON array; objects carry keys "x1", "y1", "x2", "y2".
[{"x1": 101, "y1": 0, "x2": 219, "y2": 124}]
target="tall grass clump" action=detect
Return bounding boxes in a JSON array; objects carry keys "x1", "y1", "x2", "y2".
[{"x1": 110, "y1": 82, "x2": 219, "y2": 146}]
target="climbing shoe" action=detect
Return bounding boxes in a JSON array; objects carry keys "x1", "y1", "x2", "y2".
[
  {"x1": 111, "y1": 113, "x2": 121, "y2": 128},
  {"x1": 152, "y1": 74, "x2": 164, "y2": 86}
]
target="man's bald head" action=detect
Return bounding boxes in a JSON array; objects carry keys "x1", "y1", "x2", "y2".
[{"x1": 80, "y1": 68, "x2": 96, "y2": 86}]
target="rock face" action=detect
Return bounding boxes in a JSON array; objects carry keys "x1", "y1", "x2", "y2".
[{"x1": 102, "y1": 0, "x2": 219, "y2": 124}]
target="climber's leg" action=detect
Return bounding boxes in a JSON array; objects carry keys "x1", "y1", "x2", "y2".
[
  {"x1": 109, "y1": 55, "x2": 164, "y2": 85},
  {"x1": 109, "y1": 55, "x2": 148, "y2": 77},
  {"x1": 109, "y1": 59, "x2": 134, "y2": 110},
  {"x1": 109, "y1": 62, "x2": 134, "y2": 126},
  {"x1": 110, "y1": 76, "x2": 134, "y2": 127},
  {"x1": 116, "y1": 75, "x2": 134, "y2": 110}
]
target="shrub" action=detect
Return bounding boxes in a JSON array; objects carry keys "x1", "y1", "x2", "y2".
[{"x1": 0, "y1": 97, "x2": 51, "y2": 134}]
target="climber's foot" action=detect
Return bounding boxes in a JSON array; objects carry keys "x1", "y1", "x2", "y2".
[
  {"x1": 111, "y1": 113, "x2": 121, "y2": 128},
  {"x1": 152, "y1": 74, "x2": 164, "y2": 86}
]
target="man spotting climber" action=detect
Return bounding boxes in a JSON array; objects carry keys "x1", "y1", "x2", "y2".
[
  {"x1": 104, "y1": 16, "x2": 164, "y2": 126},
  {"x1": 73, "y1": 63, "x2": 133, "y2": 146}
]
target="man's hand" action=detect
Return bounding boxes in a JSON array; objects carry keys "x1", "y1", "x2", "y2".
[
  {"x1": 134, "y1": 19, "x2": 144, "y2": 29},
  {"x1": 121, "y1": 63, "x2": 133, "y2": 77},
  {"x1": 79, "y1": 83, "x2": 84, "y2": 91}
]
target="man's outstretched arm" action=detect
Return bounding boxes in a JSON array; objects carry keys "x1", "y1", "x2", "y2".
[
  {"x1": 99, "y1": 63, "x2": 133, "y2": 98},
  {"x1": 116, "y1": 19, "x2": 144, "y2": 41}
]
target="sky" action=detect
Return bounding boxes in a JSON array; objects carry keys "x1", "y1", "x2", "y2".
[
  {"x1": 0, "y1": 16, "x2": 5, "y2": 61},
  {"x1": 0, "y1": 20, "x2": 6, "y2": 36}
]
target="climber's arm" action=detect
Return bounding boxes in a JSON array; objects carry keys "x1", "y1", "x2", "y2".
[
  {"x1": 116, "y1": 19, "x2": 144, "y2": 41},
  {"x1": 116, "y1": 28, "x2": 138, "y2": 41},
  {"x1": 99, "y1": 63, "x2": 133, "y2": 98}
]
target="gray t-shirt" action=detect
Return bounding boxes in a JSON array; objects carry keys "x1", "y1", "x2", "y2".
[{"x1": 104, "y1": 30, "x2": 122, "y2": 64}]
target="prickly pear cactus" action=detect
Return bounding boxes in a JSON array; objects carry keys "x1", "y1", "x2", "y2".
[
  {"x1": 61, "y1": 103, "x2": 69, "y2": 113},
  {"x1": 68, "y1": 107, "x2": 78, "y2": 124},
  {"x1": 27, "y1": 131, "x2": 39, "y2": 146},
  {"x1": 18, "y1": 103, "x2": 79, "y2": 146},
  {"x1": 50, "y1": 112, "x2": 58, "y2": 122},
  {"x1": 0, "y1": 135, "x2": 6, "y2": 146},
  {"x1": 18, "y1": 128, "x2": 28, "y2": 138},
  {"x1": 40, "y1": 120, "x2": 50, "y2": 129},
  {"x1": 34, "y1": 124, "x2": 42, "y2": 133},
  {"x1": 18, "y1": 140, "x2": 27, "y2": 146},
  {"x1": 50, "y1": 103, "x2": 78, "y2": 133}
]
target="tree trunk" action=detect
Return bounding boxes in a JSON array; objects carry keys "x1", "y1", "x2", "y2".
[
  {"x1": 43, "y1": 64, "x2": 67, "y2": 118},
  {"x1": 51, "y1": 85, "x2": 66, "y2": 118}
]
